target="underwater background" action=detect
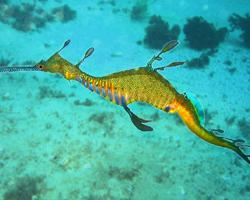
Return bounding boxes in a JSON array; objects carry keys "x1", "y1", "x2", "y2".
[{"x1": 0, "y1": 0, "x2": 250, "y2": 199}]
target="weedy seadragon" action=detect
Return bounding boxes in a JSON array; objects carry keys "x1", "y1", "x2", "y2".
[{"x1": 0, "y1": 40, "x2": 249, "y2": 164}]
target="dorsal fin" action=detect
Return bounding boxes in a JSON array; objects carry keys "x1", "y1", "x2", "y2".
[{"x1": 186, "y1": 93, "x2": 205, "y2": 126}]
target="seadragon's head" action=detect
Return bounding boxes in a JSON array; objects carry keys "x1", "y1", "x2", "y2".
[
  {"x1": 0, "y1": 40, "x2": 89, "y2": 81},
  {"x1": 34, "y1": 53, "x2": 82, "y2": 80}
]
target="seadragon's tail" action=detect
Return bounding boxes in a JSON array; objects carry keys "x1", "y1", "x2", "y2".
[
  {"x1": 213, "y1": 134, "x2": 250, "y2": 164},
  {"x1": 174, "y1": 93, "x2": 250, "y2": 165}
]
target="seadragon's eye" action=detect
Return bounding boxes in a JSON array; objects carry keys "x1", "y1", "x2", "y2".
[
  {"x1": 36, "y1": 59, "x2": 45, "y2": 70},
  {"x1": 37, "y1": 65, "x2": 43, "y2": 70}
]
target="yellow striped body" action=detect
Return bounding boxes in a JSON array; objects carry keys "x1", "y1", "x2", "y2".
[{"x1": 78, "y1": 67, "x2": 178, "y2": 111}]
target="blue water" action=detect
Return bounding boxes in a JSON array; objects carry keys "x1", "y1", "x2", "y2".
[{"x1": 0, "y1": 0, "x2": 250, "y2": 199}]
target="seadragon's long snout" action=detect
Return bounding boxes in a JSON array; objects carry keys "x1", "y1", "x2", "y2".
[{"x1": 0, "y1": 65, "x2": 41, "y2": 73}]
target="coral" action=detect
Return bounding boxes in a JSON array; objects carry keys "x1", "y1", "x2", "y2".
[
  {"x1": 3, "y1": 176, "x2": 43, "y2": 200},
  {"x1": 187, "y1": 53, "x2": 210, "y2": 69},
  {"x1": 143, "y1": 15, "x2": 181, "y2": 49},
  {"x1": 183, "y1": 16, "x2": 228, "y2": 50},
  {"x1": 229, "y1": 13, "x2": 250, "y2": 48},
  {"x1": 130, "y1": 0, "x2": 148, "y2": 21}
]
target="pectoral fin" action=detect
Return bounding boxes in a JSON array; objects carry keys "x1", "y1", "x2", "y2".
[{"x1": 123, "y1": 105, "x2": 153, "y2": 131}]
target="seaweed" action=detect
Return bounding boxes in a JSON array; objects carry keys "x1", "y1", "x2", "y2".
[
  {"x1": 6, "y1": 3, "x2": 44, "y2": 32},
  {"x1": 3, "y1": 176, "x2": 43, "y2": 200},
  {"x1": 52, "y1": 4, "x2": 76, "y2": 23},
  {"x1": 183, "y1": 16, "x2": 228, "y2": 50},
  {"x1": 186, "y1": 53, "x2": 210, "y2": 69},
  {"x1": 130, "y1": 0, "x2": 148, "y2": 21},
  {"x1": 229, "y1": 13, "x2": 250, "y2": 48},
  {"x1": 0, "y1": 1, "x2": 76, "y2": 32},
  {"x1": 143, "y1": 15, "x2": 181, "y2": 49},
  {"x1": 1, "y1": 3, "x2": 43, "y2": 31}
]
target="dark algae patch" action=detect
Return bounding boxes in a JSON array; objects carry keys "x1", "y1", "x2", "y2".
[
  {"x1": 204, "y1": 109, "x2": 218, "y2": 126},
  {"x1": 187, "y1": 53, "x2": 210, "y2": 69},
  {"x1": 130, "y1": 0, "x2": 148, "y2": 21},
  {"x1": 238, "y1": 118, "x2": 250, "y2": 139},
  {"x1": 98, "y1": 0, "x2": 116, "y2": 6},
  {"x1": 0, "y1": 1, "x2": 76, "y2": 32},
  {"x1": 229, "y1": 13, "x2": 250, "y2": 48},
  {"x1": 89, "y1": 113, "x2": 109, "y2": 124},
  {"x1": 108, "y1": 166, "x2": 140, "y2": 181},
  {"x1": 225, "y1": 116, "x2": 236, "y2": 126},
  {"x1": 3, "y1": 176, "x2": 44, "y2": 200},
  {"x1": 226, "y1": 66, "x2": 237, "y2": 75},
  {"x1": 37, "y1": 86, "x2": 66, "y2": 99},
  {"x1": 184, "y1": 16, "x2": 228, "y2": 50},
  {"x1": 186, "y1": 48, "x2": 217, "y2": 69},
  {"x1": 52, "y1": 4, "x2": 76, "y2": 23},
  {"x1": 74, "y1": 98, "x2": 95, "y2": 106},
  {"x1": 143, "y1": 15, "x2": 181, "y2": 49}
]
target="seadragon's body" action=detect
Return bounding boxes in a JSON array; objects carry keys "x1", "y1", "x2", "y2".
[
  {"x1": 45, "y1": 53, "x2": 177, "y2": 110},
  {"x1": 1, "y1": 40, "x2": 249, "y2": 164},
  {"x1": 84, "y1": 67, "x2": 176, "y2": 109}
]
